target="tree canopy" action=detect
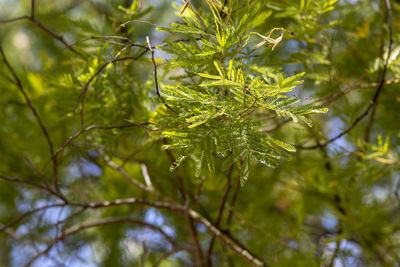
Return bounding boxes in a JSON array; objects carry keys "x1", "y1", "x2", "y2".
[{"x1": 0, "y1": 0, "x2": 399, "y2": 266}]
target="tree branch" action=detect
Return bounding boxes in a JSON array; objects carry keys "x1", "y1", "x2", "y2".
[
  {"x1": 24, "y1": 216, "x2": 179, "y2": 267},
  {"x1": 146, "y1": 36, "x2": 177, "y2": 113},
  {"x1": 75, "y1": 45, "x2": 149, "y2": 128},
  {"x1": 52, "y1": 123, "x2": 150, "y2": 160},
  {"x1": 0, "y1": 15, "x2": 30, "y2": 23},
  {"x1": 0, "y1": 203, "x2": 67, "y2": 234},
  {"x1": 0, "y1": 174, "x2": 55, "y2": 196},
  {"x1": 298, "y1": 0, "x2": 393, "y2": 150},
  {"x1": 67, "y1": 197, "x2": 268, "y2": 266},
  {"x1": 31, "y1": 0, "x2": 35, "y2": 18},
  {"x1": 164, "y1": 150, "x2": 205, "y2": 266},
  {"x1": 0, "y1": 45, "x2": 63, "y2": 196},
  {"x1": 206, "y1": 165, "x2": 234, "y2": 266},
  {"x1": 102, "y1": 152, "x2": 155, "y2": 193}
]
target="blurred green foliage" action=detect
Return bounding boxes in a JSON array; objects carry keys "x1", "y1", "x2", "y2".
[{"x1": 0, "y1": 0, "x2": 400, "y2": 266}]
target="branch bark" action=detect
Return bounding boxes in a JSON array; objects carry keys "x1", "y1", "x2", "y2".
[
  {"x1": 0, "y1": 45, "x2": 64, "y2": 197},
  {"x1": 206, "y1": 165, "x2": 234, "y2": 266}
]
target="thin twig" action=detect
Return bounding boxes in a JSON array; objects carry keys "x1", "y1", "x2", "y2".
[
  {"x1": 0, "y1": 175, "x2": 55, "y2": 196},
  {"x1": 0, "y1": 203, "x2": 67, "y2": 233},
  {"x1": 75, "y1": 45, "x2": 149, "y2": 128},
  {"x1": 329, "y1": 240, "x2": 342, "y2": 267},
  {"x1": 24, "y1": 217, "x2": 178, "y2": 267},
  {"x1": 102, "y1": 153, "x2": 155, "y2": 193},
  {"x1": 31, "y1": 17, "x2": 82, "y2": 56},
  {"x1": 31, "y1": 0, "x2": 35, "y2": 18},
  {"x1": 0, "y1": 11, "x2": 81, "y2": 55},
  {"x1": 364, "y1": 0, "x2": 393, "y2": 142},
  {"x1": 0, "y1": 15, "x2": 30, "y2": 23},
  {"x1": 140, "y1": 163, "x2": 153, "y2": 188},
  {"x1": 53, "y1": 123, "x2": 149, "y2": 159},
  {"x1": 206, "y1": 165, "x2": 234, "y2": 266},
  {"x1": 165, "y1": 150, "x2": 204, "y2": 266},
  {"x1": 226, "y1": 174, "x2": 240, "y2": 226},
  {"x1": 298, "y1": 0, "x2": 393, "y2": 150},
  {"x1": 66, "y1": 197, "x2": 268, "y2": 266},
  {"x1": 0, "y1": 45, "x2": 63, "y2": 196},
  {"x1": 146, "y1": 36, "x2": 177, "y2": 113}
]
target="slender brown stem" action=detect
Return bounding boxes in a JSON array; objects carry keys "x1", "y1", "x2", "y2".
[
  {"x1": 0, "y1": 15, "x2": 30, "y2": 23},
  {"x1": 226, "y1": 174, "x2": 241, "y2": 226},
  {"x1": 75, "y1": 46, "x2": 149, "y2": 128},
  {"x1": 146, "y1": 37, "x2": 177, "y2": 113},
  {"x1": 0, "y1": 175, "x2": 55, "y2": 196},
  {"x1": 206, "y1": 165, "x2": 234, "y2": 266},
  {"x1": 53, "y1": 123, "x2": 149, "y2": 159},
  {"x1": 298, "y1": 0, "x2": 393, "y2": 150},
  {"x1": 31, "y1": 0, "x2": 35, "y2": 18},
  {"x1": 102, "y1": 152, "x2": 155, "y2": 193},
  {"x1": 165, "y1": 150, "x2": 205, "y2": 266},
  {"x1": 0, "y1": 45, "x2": 64, "y2": 196},
  {"x1": 67, "y1": 198, "x2": 267, "y2": 266},
  {"x1": 364, "y1": 0, "x2": 392, "y2": 142},
  {"x1": 24, "y1": 217, "x2": 178, "y2": 267}
]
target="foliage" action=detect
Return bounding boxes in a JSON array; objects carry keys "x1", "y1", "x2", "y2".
[{"x1": 0, "y1": 0, "x2": 399, "y2": 266}]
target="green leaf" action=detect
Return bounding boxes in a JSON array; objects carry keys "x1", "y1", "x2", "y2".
[
  {"x1": 213, "y1": 61, "x2": 224, "y2": 77},
  {"x1": 200, "y1": 80, "x2": 238, "y2": 87},
  {"x1": 169, "y1": 155, "x2": 187, "y2": 172},
  {"x1": 269, "y1": 137, "x2": 296, "y2": 152},
  {"x1": 194, "y1": 150, "x2": 204, "y2": 177},
  {"x1": 240, "y1": 154, "x2": 250, "y2": 187},
  {"x1": 186, "y1": 114, "x2": 209, "y2": 128},
  {"x1": 198, "y1": 73, "x2": 222, "y2": 79}
]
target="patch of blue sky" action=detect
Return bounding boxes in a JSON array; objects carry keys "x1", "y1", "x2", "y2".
[
  {"x1": 326, "y1": 116, "x2": 355, "y2": 152},
  {"x1": 321, "y1": 209, "x2": 338, "y2": 231},
  {"x1": 144, "y1": 208, "x2": 164, "y2": 226},
  {"x1": 325, "y1": 239, "x2": 362, "y2": 267},
  {"x1": 68, "y1": 158, "x2": 103, "y2": 178}
]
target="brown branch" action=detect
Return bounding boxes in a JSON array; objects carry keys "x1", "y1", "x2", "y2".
[
  {"x1": 298, "y1": 0, "x2": 393, "y2": 150},
  {"x1": 0, "y1": 15, "x2": 30, "y2": 23},
  {"x1": 328, "y1": 239, "x2": 342, "y2": 267},
  {"x1": 317, "y1": 77, "x2": 364, "y2": 107},
  {"x1": 165, "y1": 150, "x2": 204, "y2": 266},
  {"x1": 0, "y1": 174, "x2": 55, "y2": 196},
  {"x1": 0, "y1": 203, "x2": 67, "y2": 234},
  {"x1": 31, "y1": 0, "x2": 35, "y2": 18},
  {"x1": 24, "y1": 217, "x2": 179, "y2": 267},
  {"x1": 0, "y1": 45, "x2": 62, "y2": 195},
  {"x1": 187, "y1": 212, "x2": 205, "y2": 266},
  {"x1": 259, "y1": 77, "x2": 400, "y2": 134},
  {"x1": 1, "y1": 9, "x2": 81, "y2": 56},
  {"x1": 0, "y1": 223, "x2": 21, "y2": 240},
  {"x1": 226, "y1": 174, "x2": 241, "y2": 226},
  {"x1": 0, "y1": 70, "x2": 17, "y2": 84},
  {"x1": 146, "y1": 36, "x2": 177, "y2": 113},
  {"x1": 364, "y1": 0, "x2": 393, "y2": 142},
  {"x1": 146, "y1": 37, "x2": 161, "y2": 98},
  {"x1": 75, "y1": 45, "x2": 149, "y2": 128},
  {"x1": 364, "y1": 102, "x2": 378, "y2": 142},
  {"x1": 188, "y1": 209, "x2": 267, "y2": 267},
  {"x1": 53, "y1": 123, "x2": 149, "y2": 160},
  {"x1": 206, "y1": 165, "x2": 234, "y2": 266},
  {"x1": 66, "y1": 198, "x2": 267, "y2": 266},
  {"x1": 194, "y1": 176, "x2": 206, "y2": 209},
  {"x1": 102, "y1": 152, "x2": 155, "y2": 193},
  {"x1": 30, "y1": 19, "x2": 81, "y2": 56}
]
